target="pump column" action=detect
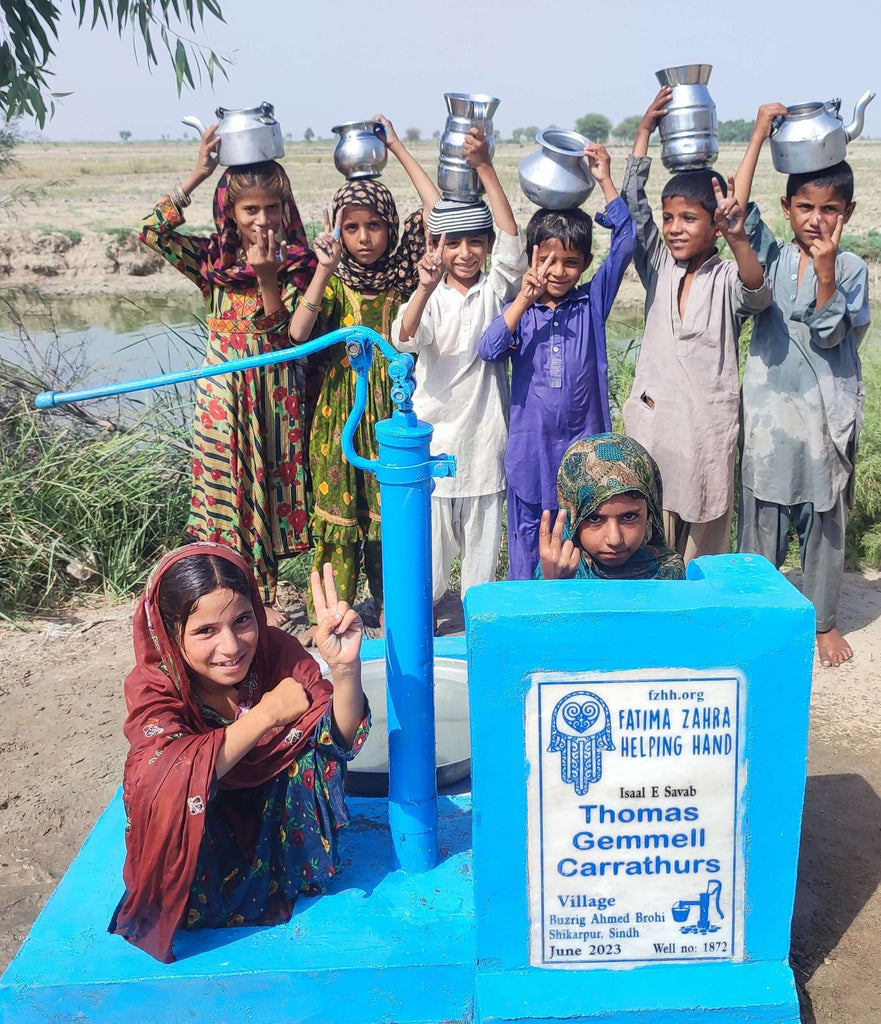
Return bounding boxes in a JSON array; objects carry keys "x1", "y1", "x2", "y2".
[{"x1": 375, "y1": 409, "x2": 447, "y2": 872}]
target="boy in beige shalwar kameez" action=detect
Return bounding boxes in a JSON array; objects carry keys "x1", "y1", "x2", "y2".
[{"x1": 620, "y1": 88, "x2": 772, "y2": 563}]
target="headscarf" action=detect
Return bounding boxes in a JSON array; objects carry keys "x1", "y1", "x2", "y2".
[
  {"x1": 109, "y1": 542, "x2": 332, "y2": 962},
  {"x1": 555, "y1": 433, "x2": 685, "y2": 581},
  {"x1": 205, "y1": 161, "x2": 316, "y2": 290},
  {"x1": 331, "y1": 179, "x2": 425, "y2": 297}
]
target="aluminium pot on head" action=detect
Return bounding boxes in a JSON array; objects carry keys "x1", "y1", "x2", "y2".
[{"x1": 313, "y1": 656, "x2": 471, "y2": 796}]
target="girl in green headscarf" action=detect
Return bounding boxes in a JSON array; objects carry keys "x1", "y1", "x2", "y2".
[{"x1": 538, "y1": 433, "x2": 685, "y2": 581}]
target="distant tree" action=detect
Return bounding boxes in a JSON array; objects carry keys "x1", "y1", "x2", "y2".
[
  {"x1": 304, "y1": 127, "x2": 315, "y2": 142},
  {"x1": 432, "y1": 129, "x2": 440, "y2": 140},
  {"x1": 512, "y1": 125, "x2": 540, "y2": 145},
  {"x1": 119, "y1": 130, "x2": 132, "y2": 143},
  {"x1": 404, "y1": 126, "x2": 421, "y2": 143},
  {"x1": 717, "y1": 119, "x2": 753, "y2": 143},
  {"x1": 613, "y1": 116, "x2": 643, "y2": 142},
  {"x1": 0, "y1": 0, "x2": 229, "y2": 127},
  {"x1": 574, "y1": 114, "x2": 612, "y2": 143}
]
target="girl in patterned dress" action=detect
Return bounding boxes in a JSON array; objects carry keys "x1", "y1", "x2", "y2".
[
  {"x1": 290, "y1": 115, "x2": 440, "y2": 641},
  {"x1": 139, "y1": 124, "x2": 316, "y2": 625},
  {"x1": 109, "y1": 543, "x2": 369, "y2": 963}
]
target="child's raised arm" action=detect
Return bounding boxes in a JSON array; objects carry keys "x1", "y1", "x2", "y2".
[
  {"x1": 733, "y1": 103, "x2": 788, "y2": 209},
  {"x1": 179, "y1": 123, "x2": 220, "y2": 201},
  {"x1": 374, "y1": 114, "x2": 441, "y2": 217},
  {"x1": 289, "y1": 209, "x2": 342, "y2": 342},
  {"x1": 631, "y1": 87, "x2": 672, "y2": 159},
  {"x1": 584, "y1": 143, "x2": 619, "y2": 205},
  {"x1": 712, "y1": 175, "x2": 766, "y2": 291},
  {"x1": 310, "y1": 563, "x2": 365, "y2": 748},
  {"x1": 463, "y1": 127, "x2": 517, "y2": 236},
  {"x1": 397, "y1": 230, "x2": 446, "y2": 345},
  {"x1": 504, "y1": 246, "x2": 554, "y2": 333}
]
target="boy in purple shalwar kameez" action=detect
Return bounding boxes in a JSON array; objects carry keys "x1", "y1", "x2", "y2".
[{"x1": 478, "y1": 144, "x2": 635, "y2": 579}]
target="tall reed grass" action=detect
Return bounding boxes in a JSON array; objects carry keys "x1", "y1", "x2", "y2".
[{"x1": 0, "y1": 394, "x2": 190, "y2": 614}]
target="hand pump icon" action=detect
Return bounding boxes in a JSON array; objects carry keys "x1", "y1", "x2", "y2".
[{"x1": 672, "y1": 880, "x2": 724, "y2": 935}]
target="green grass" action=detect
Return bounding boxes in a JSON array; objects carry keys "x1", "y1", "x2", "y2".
[{"x1": 0, "y1": 393, "x2": 190, "y2": 614}]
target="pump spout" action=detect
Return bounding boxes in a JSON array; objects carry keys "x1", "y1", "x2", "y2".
[{"x1": 845, "y1": 89, "x2": 876, "y2": 142}]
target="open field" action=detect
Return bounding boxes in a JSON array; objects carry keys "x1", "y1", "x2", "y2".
[
  {"x1": 2, "y1": 137, "x2": 881, "y2": 1023},
  {"x1": 3, "y1": 138, "x2": 881, "y2": 305}
]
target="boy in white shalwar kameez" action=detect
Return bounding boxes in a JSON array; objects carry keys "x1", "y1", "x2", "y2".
[{"x1": 393, "y1": 128, "x2": 527, "y2": 621}]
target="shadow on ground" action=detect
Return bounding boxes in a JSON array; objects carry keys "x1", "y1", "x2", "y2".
[{"x1": 791, "y1": 772, "x2": 881, "y2": 1023}]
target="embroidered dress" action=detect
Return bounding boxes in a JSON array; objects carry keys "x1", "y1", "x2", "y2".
[
  {"x1": 139, "y1": 187, "x2": 315, "y2": 604},
  {"x1": 307, "y1": 277, "x2": 399, "y2": 607},
  {"x1": 302, "y1": 179, "x2": 425, "y2": 616},
  {"x1": 108, "y1": 544, "x2": 370, "y2": 963}
]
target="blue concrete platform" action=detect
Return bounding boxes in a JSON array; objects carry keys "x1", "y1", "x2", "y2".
[{"x1": 0, "y1": 638, "x2": 474, "y2": 1024}]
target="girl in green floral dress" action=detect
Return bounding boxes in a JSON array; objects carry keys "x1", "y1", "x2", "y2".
[{"x1": 290, "y1": 116, "x2": 440, "y2": 640}]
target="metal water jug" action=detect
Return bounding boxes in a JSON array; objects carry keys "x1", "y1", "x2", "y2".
[
  {"x1": 331, "y1": 120, "x2": 388, "y2": 180},
  {"x1": 655, "y1": 64, "x2": 718, "y2": 171},
  {"x1": 437, "y1": 92, "x2": 500, "y2": 201},
  {"x1": 182, "y1": 102, "x2": 285, "y2": 166},
  {"x1": 518, "y1": 129, "x2": 595, "y2": 209},
  {"x1": 769, "y1": 91, "x2": 875, "y2": 173}
]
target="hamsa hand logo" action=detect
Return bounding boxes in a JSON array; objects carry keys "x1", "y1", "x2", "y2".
[{"x1": 548, "y1": 690, "x2": 615, "y2": 795}]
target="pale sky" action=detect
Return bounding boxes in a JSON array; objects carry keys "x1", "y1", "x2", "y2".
[{"x1": 23, "y1": 0, "x2": 880, "y2": 143}]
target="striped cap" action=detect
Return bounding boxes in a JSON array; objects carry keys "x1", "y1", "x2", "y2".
[{"x1": 427, "y1": 198, "x2": 494, "y2": 238}]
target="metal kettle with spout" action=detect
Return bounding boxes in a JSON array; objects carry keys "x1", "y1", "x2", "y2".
[
  {"x1": 769, "y1": 90, "x2": 875, "y2": 174},
  {"x1": 181, "y1": 102, "x2": 285, "y2": 167}
]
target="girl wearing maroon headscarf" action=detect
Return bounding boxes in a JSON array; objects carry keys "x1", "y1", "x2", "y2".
[
  {"x1": 139, "y1": 125, "x2": 317, "y2": 626},
  {"x1": 109, "y1": 543, "x2": 369, "y2": 962}
]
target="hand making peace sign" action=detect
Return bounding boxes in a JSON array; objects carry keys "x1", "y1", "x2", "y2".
[
  {"x1": 712, "y1": 174, "x2": 747, "y2": 241},
  {"x1": 312, "y1": 208, "x2": 343, "y2": 270},
  {"x1": 310, "y1": 562, "x2": 363, "y2": 670},
  {"x1": 416, "y1": 228, "x2": 447, "y2": 289},
  {"x1": 809, "y1": 214, "x2": 844, "y2": 282},
  {"x1": 518, "y1": 245, "x2": 554, "y2": 304}
]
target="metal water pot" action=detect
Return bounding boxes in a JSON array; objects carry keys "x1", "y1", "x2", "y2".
[
  {"x1": 769, "y1": 91, "x2": 875, "y2": 173},
  {"x1": 655, "y1": 64, "x2": 718, "y2": 171},
  {"x1": 331, "y1": 120, "x2": 388, "y2": 180},
  {"x1": 181, "y1": 102, "x2": 285, "y2": 166},
  {"x1": 437, "y1": 92, "x2": 500, "y2": 201},
  {"x1": 518, "y1": 129, "x2": 595, "y2": 209}
]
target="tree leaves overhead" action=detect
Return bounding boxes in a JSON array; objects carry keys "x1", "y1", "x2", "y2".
[{"x1": 0, "y1": 0, "x2": 228, "y2": 126}]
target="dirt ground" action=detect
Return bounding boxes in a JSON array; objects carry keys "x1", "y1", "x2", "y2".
[{"x1": 0, "y1": 572, "x2": 879, "y2": 1022}]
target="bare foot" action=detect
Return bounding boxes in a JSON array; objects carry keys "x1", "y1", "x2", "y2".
[
  {"x1": 264, "y1": 605, "x2": 290, "y2": 629},
  {"x1": 378, "y1": 608, "x2": 385, "y2": 637},
  {"x1": 298, "y1": 624, "x2": 319, "y2": 648},
  {"x1": 816, "y1": 627, "x2": 853, "y2": 668}
]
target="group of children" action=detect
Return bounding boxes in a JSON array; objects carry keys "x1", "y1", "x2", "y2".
[
  {"x1": 139, "y1": 97, "x2": 869, "y2": 669},
  {"x1": 118, "y1": 94, "x2": 871, "y2": 961}
]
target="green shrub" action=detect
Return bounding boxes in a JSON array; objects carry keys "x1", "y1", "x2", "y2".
[
  {"x1": 841, "y1": 231, "x2": 881, "y2": 263},
  {"x1": 0, "y1": 397, "x2": 190, "y2": 614},
  {"x1": 847, "y1": 345, "x2": 881, "y2": 566}
]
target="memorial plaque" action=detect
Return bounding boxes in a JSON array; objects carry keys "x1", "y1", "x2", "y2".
[{"x1": 527, "y1": 669, "x2": 744, "y2": 968}]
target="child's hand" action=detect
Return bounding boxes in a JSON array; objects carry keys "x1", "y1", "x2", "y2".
[
  {"x1": 311, "y1": 563, "x2": 363, "y2": 670},
  {"x1": 373, "y1": 113, "x2": 399, "y2": 149},
  {"x1": 639, "y1": 87, "x2": 673, "y2": 134},
  {"x1": 539, "y1": 510, "x2": 581, "y2": 580},
  {"x1": 194, "y1": 123, "x2": 220, "y2": 182},
  {"x1": 753, "y1": 102, "x2": 789, "y2": 140},
  {"x1": 416, "y1": 229, "x2": 446, "y2": 289},
  {"x1": 519, "y1": 246, "x2": 553, "y2": 304},
  {"x1": 712, "y1": 175, "x2": 746, "y2": 240},
  {"x1": 463, "y1": 127, "x2": 491, "y2": 168},
  {"x1": 312, "y1": 208, "x2": 343, "y2": 270},
  {"x1": 258, "y1": 675, "x2": 312, "y2": 729},
  {"x1": 809, "y1": 215, "x2": 844, "y2": 283},
  {"x1": 584, "y1": 142, "x2": 611, "y2": 184},
  {"x1": 245, "y1": 229, "x2": 286, "y2": 277}
]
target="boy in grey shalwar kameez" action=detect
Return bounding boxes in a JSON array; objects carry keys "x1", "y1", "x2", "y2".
[{"x1": 734, "y1": 104, "x2": 870, "y2": 668}]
